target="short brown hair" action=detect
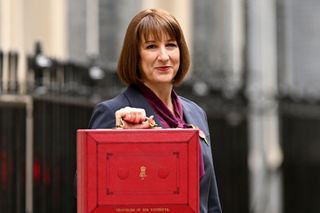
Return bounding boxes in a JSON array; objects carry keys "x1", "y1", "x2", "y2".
[{"x1": 117, "y1": 8, "x2": 190, "y2": 86}]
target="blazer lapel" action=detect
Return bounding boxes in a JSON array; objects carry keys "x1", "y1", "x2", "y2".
[
  {"x1": 181, "y1": 101, "x2": 198, "y2": 127},
  {"x1": 181, "y1": 100, "x2": 210, "y2": 146},
  {"x1": 181, "y1": 98, "x2": 209, "y2": 136}
]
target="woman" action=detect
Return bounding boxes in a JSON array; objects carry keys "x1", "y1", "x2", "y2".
[{"x1": 89, "y1": 8, "x2": 222, "y2": 213}]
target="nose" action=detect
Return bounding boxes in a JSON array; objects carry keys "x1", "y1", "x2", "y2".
[{"x1": 158, "y1": 46, "x2": 169, "y2": 62}]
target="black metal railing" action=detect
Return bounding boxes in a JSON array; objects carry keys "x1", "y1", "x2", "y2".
[{"x1": 32, "y1": 98, "x2": 93, "y2": 213}]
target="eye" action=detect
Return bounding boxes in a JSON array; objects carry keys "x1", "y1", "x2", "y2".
[
  {"x1": 166, "y1": 42, "x2": 178, "y2": 48},
  {"x1": 146, "y1": 44, "x2": 157, "y2": 49}
]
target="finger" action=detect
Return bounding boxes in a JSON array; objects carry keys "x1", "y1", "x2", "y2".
[
  {"x1": 115, "y1": 107, "x2": 128, "y2": 119},
  {"x1": 121, "y1": 119, "x2": 150, "y2": 129},
  {"x1": 133, "y1": 108, "x2": 146, "y2": 123},
  {"x1": 129, "y1": 123, "x2": 150, "y2": 129},
  {"x1": 122, "y1": 108, "x2": 146, "y2": 123},
  {"x1": 115, "y1": 108, "x2": 129, "y2": 126}
]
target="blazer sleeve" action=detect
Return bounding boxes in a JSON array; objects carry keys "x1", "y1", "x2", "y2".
[
  {"x1": 88, "y1": 102, "x2": 116, "y2": 129},
  {"x1": 207, "y1": 137, "x2": 222, "y2": 213}
]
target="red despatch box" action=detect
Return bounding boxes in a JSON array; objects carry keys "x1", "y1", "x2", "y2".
[{"x1": 77, "y1": 129, "x2": 199, "y2": 213}]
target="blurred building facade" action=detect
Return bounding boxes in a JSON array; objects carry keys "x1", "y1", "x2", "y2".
[{"x1": 1, "y1": 0, "x2": 320, "y2": 213}]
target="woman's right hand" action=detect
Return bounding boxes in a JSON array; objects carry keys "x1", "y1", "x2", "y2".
[{"x1": 115, "y1": 107, "x2": 156, "y2": 129}]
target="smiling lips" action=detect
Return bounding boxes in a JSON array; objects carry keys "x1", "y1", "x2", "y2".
[{"x1": 156, "y1": 66, "x2": 171, "y2": 71}]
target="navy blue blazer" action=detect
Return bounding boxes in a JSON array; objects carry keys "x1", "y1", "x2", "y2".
[{"x1": 89, "y1": 86, "x2": 222, "y2": 213}]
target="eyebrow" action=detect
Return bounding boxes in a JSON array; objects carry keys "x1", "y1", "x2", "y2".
[
  {"x1": 144, "y1": 38, "x2": 176, "y2": 43},
  {"x1": 144, "y1": 40, "x2": 156, "y2": 43}
]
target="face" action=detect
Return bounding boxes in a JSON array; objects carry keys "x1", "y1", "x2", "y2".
[{"x1": 139, "y1": 33, "x2": 180, "y2": 88}]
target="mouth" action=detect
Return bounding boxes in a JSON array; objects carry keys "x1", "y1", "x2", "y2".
[{"x1": 155, "y1": 66, "x2": 171, "y2": 72}]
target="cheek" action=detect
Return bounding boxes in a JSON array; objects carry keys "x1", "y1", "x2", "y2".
[
  {"x1": 139, "y1": 57, "x2": 150, "y2": 78},
  {"x1": 139, "y1": 55, "x2": 148, "y2": 69},
  {"x1": 174, "y1": 53, "x2": 180, "y2": 65},
  {"x1": 140, "y1": 53, "x2": 154, "y2": 65},
  {"x1": 174, "y1": 50, "x2": 180, "y2": 62}
]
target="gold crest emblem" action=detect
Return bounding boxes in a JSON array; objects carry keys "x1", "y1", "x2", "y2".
[{"x1": 139, "y1": 166, "x2": 147, "y2": 180}]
